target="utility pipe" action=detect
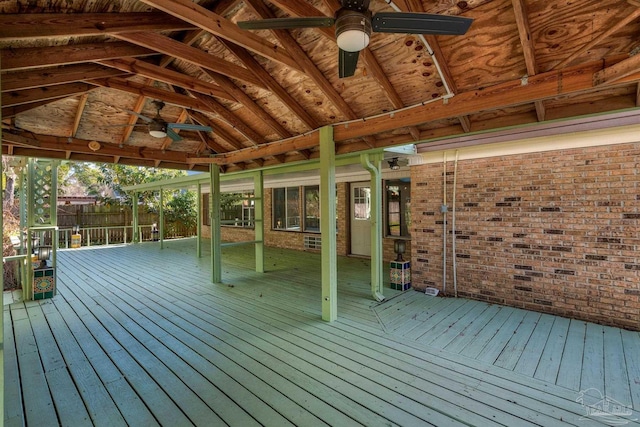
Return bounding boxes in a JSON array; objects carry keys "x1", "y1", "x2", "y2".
[
  {"x1": 442, "y1": 152, "x2": 447, "y2": 295},
  {"x1": 452, "y1": 150, "x2": 459, "y2": 298}
]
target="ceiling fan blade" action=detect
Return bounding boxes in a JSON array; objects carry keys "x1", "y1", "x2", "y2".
[
  {"x1": 238, "y1": 17, "x2": 334, "y2": 30},
  {"x1": 166, "y1": 128, "x2": 182, "y2": 142},
  {"x1": 124, "y1": 110, "x2": 154, "y2": 123},
  {"x1": 372, "y1": 13, "x2": 473, "y2": 35},
  {"x1": 339, "y1": 49, "x2": 360, "y2": 78},
  {"x1": 168, "y1": 123, "x2": 213, "y2": 132}
]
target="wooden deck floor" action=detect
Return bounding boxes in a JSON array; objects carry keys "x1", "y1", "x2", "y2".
[{"x1": 4, "y1": 238, "x2": 640, "y2": 426}]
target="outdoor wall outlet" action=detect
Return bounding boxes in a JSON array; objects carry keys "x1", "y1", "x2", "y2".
[{"x1": 441, "y1": 205, "x2": 448, "y2": 213}]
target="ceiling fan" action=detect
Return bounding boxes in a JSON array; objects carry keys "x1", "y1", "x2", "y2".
[
  {"x1": 237, "y1": 0, "x2": 473, "y2": 78},
  {"x1": 118, "y1": 100, "x2": 212, "y2": 141}
]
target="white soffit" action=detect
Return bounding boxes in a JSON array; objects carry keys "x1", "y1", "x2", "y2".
[{"x1": 413, "y1": 110, "x2": 640, "y2": 164}]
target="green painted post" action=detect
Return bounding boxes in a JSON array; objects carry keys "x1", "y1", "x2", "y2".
[
  {"x1": 210, "y1": 164, "x2": 222, "y2": 283},
  {"x1": 0, "y1": 55, "x2": 4, "y2": 420},
  {"x1": 254, "y1": 171, "x2": 264, "y2": 273},
  {"x1": 159, "y1": 189, "x2": 164, "y2": 249},
  {"x1": 197, "y1": 182, "x2": 202, "y2": 258},
  {"x1": 320, "y1": 126, "x2": 337, "y2": 322},
  {"x1": 361, "y1": 153, "x2": 385, "y2": 301},
  {"x1": 132, "y1": 192, "x2": 139, "y2": 243}
]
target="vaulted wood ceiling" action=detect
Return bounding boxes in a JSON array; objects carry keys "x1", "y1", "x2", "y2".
[{"x1": 1, "y1": 0, "x2": 640, "y2": 172}]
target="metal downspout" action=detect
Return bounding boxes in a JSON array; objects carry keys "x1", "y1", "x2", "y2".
[{"x1": 360, "y1": 153, "x2": 385, "y2": 302}]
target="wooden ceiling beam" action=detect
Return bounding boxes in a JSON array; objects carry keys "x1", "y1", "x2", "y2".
[
  {"x1": 120, "y1": 89, "x2": 148, "y2": 146},
  {"x1": 112, "y1": 32, "x2": 266, "y2": 89},
  {"x1": 2, "y1": 99, "x2": 61, "y2": 118},
  {"x1": 2, "y1": 83, "x2": 95, "y2": 108},
  {"x1": 90, "y1": 78, "x2": 215, "y2": 111},
  {"x1": 1, "y1": 64, "x2": 128, "y2": 92},
  {"x1": 70, "y1": 94, "x2": 89, "y2": 138},
  {"x1": 1, "y1": 41, "x2": 155, "y2": 72},
  {"x1": 189, "y1": 111, "x2": 239, "y2": 153},
  {"x1": 218, "y1": 38, "x2": 319, "y2": 131},
  {"x1": 511, "y1": 0, "x2": 546, "y2": 121},
  {"x1": 0, "y1": 12, "x2": 194, "y2": 40},
  {"x1": 136, "y1": 0, "x2": 302, "y2": 72},
  {"x1": 158, "y1": 29, "x2": 206, "y2": 69},
  {"x1": 200, "y1": 69, "x2": 292, "y2": 139},
  {"x1": 394, "y1": 0, "x2": 466, "y2": 137},
  {"x1": 244, "y1": 0, "x2": 359, "y2": 122},
  {"x1": 188, "y1": 91, "x2": 264, "y2": 145},
  {"x1": 553, "y1": 5, "x2": 640, "y2": 71},
  {"x1": 593, "y1": 54, "x2": 640, "y2": 86},
  {"x1": 2, "y1": 131, "x2": 191, "y2": 165},
  {"x1": 97, "y1": 58, "x2": 235, "y2": 102},
  {"x1": 210, "y1": 58, "x2": 640, "y2": 165}
]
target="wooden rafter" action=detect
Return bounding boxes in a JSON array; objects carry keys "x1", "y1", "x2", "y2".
[
  {"x1": 0, "y1": 64, "x2": 127, "y2": 92},
  {"x1": 205, "y1": 58, "x2": 640, "y2": 165},
  {"x1": 98, "y1": 58, "x2": 235, "y2": 102},
  {"x1": 200, "y1": 69, "x2": 292, "y2": 139},
  {"x1": 593, "y1": 54, "x2": 640, "y2": 86},
  {"x1": 1, "y1": 83, "x2": 95, "y2": 108},
  {"x1": 120, "y1": 92, "x2": 148, "y2": 146},
  {"x1": 1, "y1": 42, "x2": 155, "y2": 71},
  {"x1": 269, "y1": 0, "x2": 420, "y2": 140},
  {"x1": 375, "y1": 0, "x2": 449, "y2": 138},
  {"x1": 553, "y1": 3, "x2": 640, "y2": 71},
  {"x1": 136, "y1": 0, "x2": 303, "y2": 71},
  {"x1": 218, "y1": 38, "x2": 319, "y2": 131},
  {"x1": 112, "y1": 32, "x2": 266, "y2": 88},
  {"x1": 189, "y1": 111, "x2": 242, "y2": 152},
  {"x1": 511, "y1": 0, "x2": 545, "y2": 121},
  {"x1": 0, "y1": 12, "x2": 194, "y2": 40},
  {"x1": 70, "y1": 94, "x2": 89, "y2": 138}
]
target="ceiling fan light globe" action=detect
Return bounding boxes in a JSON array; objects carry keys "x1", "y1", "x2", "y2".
[
  {"x1": 149, "y1": 130, "x2": 167, "y2": 138},
  {"x1": 337, "y1": 30, "x2": 370, "y2": 52},
  {"x1": 335, "y1": 9, "x2": 372, "y2": 52}
]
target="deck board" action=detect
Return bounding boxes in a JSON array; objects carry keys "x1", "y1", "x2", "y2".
[{"x1": 4, "y1": 239, "x2": 640, "y2": 426}]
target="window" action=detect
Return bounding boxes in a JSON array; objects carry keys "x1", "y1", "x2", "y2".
[
  {"x1": 273, "y1": 187, "x2": 300, "y2": 230},
  {"x1": 304, "y1": 186, "x2": 320, "y2": 232},
  {"x1": 220, "y1": 191, "x2": 254, "y2": 228},
  {"x1": 202, "y1": 193, "x2": 210, "y2": 226},
  {"x1": 386, "y1": 179, "x2": 411, "y2": 237}
]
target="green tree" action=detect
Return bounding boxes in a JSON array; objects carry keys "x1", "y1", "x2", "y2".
[{"x1": 61, "y1": 162, "x2": 189, "y2": 209}]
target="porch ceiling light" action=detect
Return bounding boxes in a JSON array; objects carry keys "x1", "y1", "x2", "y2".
[{"x1": 388, "y1": 157, "x2": 400, "y2": 170}]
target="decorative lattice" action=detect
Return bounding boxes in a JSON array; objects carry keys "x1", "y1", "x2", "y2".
[{"x1": 30, "y1": 160, "x2": 54, "y2": 225}]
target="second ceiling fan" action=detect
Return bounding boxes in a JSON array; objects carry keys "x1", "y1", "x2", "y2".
[{"x1": 238, "y1": 0, "x2": 473, "y2": 78}]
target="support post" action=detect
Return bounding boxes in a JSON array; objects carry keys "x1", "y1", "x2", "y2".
[
  {"x1": 159, "y1": 188, "x2": 164, "y2": 249},
  {"x1": 210, "y1": 164, "x2": 222, "y2": 283},
  {"x1": 132, "y1": 192, "x2": 139, "y2": 243},
  {"x1": 254, "y1": 171, "x2": 264, "y2": 273},
  {"x1": 320, "y1": 125, "x2": 337, "y2": 322},
  {"x1": 197, "y1": 183, "x2": 202, "y2": 258},
  {"x1": 0, "y1": 55, "x2": 5, "y2": 419},
  {"x1": 361, "y1": 153, "x2": 385, "y2": 302}
]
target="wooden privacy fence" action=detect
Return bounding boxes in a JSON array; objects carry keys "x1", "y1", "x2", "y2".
[{"x1": 57, "y1": 204, "x2": 196, "y2": 246}]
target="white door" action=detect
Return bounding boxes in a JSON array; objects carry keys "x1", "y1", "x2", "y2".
[{"x1": 350, "y1": 182, "x2": 371, "y2": 256}]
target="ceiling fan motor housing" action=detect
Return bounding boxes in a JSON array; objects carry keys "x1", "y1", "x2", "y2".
[{"x1": 335, "y1": 9, "x2": 372, "y2": 52}]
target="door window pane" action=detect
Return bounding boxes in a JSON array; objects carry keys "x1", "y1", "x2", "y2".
[{"x1": 353, "y1": 187, "x2": 371, "y2": 220}]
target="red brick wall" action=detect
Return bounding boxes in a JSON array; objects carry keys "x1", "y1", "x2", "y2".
[{"x1": 411, "y1": 143, "x2": 640, "y2": 330}]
